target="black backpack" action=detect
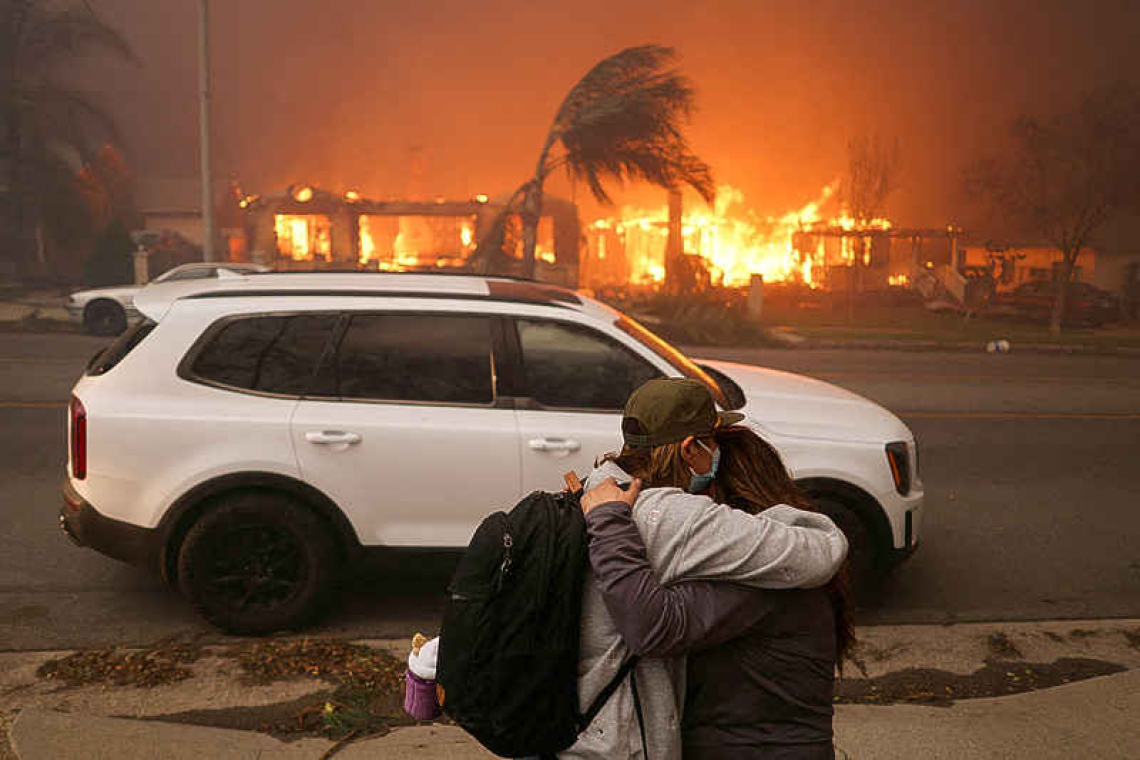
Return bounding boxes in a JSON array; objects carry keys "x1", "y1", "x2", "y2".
[{"x1": 436, "y1": 487, "x2": 643, "y2": 759}]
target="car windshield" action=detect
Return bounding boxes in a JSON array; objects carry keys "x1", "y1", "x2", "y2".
[{"x1": 613, "y1": 315, "x2": 733, "y2": 410}]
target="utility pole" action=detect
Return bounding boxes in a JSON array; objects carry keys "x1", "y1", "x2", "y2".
[
  {"x1": 665, "y1": 189, "x2": 683, "y2": 293},
  {"x1": 198, "y1": 0, "x2": 216, "y2": 262}
]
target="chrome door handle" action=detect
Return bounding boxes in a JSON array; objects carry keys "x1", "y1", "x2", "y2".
[
  {"x1": 305, "y1": 431, "x2": 362, "y2": 445},
  {"x1": 528, "y1": 438, "x2": 581, "y2": 452}
]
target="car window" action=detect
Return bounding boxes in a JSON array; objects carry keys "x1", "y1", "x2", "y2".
[
  {"x1": 86, "y1": 320, "x2": 157, "y2": 376},
  {"x1": 335, "y1": 314, "x2": 494, "y2": 404},
  {"x1": 516, "y1": 319, "x2": 661, "y2": 410},
  {"x1": 613, "y1": 315, "x2": 732, "y2": 409},
  {"x1": 189, "y1": 314, "x2": 338, "y2": 395},
  {"x1": 162, "y1": 267, "x2": 216, "y2": 282}
]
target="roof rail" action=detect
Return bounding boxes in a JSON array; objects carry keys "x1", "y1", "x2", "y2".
[
  {"x1": 247, "y1": 269, "x2": 548, "y2": 284},
  {"x1": 182, "y1": 286, "x2": 581, "y2": 308}
]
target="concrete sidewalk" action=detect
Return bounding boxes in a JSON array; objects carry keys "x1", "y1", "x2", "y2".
[
  {"x1": 5, "y1": 619, "x2": 1140, "y2": 760},
  {"x1": 11, "y1": 668, "x2": 1139, "y2": 759}
]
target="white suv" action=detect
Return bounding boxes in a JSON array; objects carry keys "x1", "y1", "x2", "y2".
[{"x1": 61, "y1": 273, "x2": 922, "y2": 634}]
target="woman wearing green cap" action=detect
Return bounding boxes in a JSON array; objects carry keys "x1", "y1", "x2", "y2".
[{"x1": 559, "y1": 377, "x2": 849, "y2": 760}]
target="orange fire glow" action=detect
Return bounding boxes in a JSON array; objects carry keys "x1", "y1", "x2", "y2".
[
  {"x1": 588, "y1": 183, "x2": 892, "y2": 288},
  {"x1": 275, "y1": 214, "x2": 331, "y2": 261},
  {"x1": 358, "y1": 215, "x2": 478, "y2": 269}
]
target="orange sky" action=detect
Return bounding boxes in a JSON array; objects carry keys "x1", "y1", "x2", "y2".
[{"x1": 79, "y1": 0, "x2": 1140, "y2": 228}]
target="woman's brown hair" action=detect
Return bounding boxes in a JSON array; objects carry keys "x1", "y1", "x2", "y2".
[
  {"x1": 605, "y1": 425, "x2": 857, "y2": 669},
  {"x1": 712, "y1": 425, "x2": 856, "y2": 669}
]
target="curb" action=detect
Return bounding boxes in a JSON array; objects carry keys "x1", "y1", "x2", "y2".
[{"x1": 798, "y1": 338, "x2": 1140, "y2": 356}]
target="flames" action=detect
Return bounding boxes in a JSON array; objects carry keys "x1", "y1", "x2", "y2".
[
  {"x1": 586, "y1": 183, "x2": 892, "y2": 288},
  {"x1": 358, "y1": 215, "x2": 477, "y2": 269},
  {"x1": 275, "y1": 214, "x2": 331, "y2": 261}
]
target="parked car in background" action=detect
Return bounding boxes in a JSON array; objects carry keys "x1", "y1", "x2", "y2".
[
  {"x1": 67, "y1": 262, "x2": 271, "y2": 335},
  {"x1": 60, "y1": 272, "x2": 922, "y2": 634},
  {"x1": 991, "y1": 279, "x2": 1120, "y2": 327}
]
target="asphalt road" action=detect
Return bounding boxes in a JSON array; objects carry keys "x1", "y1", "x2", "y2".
[{"x1": 1, "y1": 332, "x2": 1138, "y2": 650}]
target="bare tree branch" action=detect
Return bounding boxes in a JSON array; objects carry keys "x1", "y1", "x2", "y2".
[{"x1": 961, "y1": 85, "x2": 1140, "y2": 333}]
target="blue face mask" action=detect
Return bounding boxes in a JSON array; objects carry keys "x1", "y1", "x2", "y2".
[{"x1": 687, "y1": 440, "x2": 721, "y2": 494}]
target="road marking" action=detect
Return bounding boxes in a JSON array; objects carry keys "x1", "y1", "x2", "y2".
[
  {"x1": 900, "y1": 411, "x2": 1140, "y2": 420},
  {"x1": 0, "y1": 401, "x2": 66, "y2": 408}
]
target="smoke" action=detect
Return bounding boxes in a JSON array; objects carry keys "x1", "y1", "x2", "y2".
[{"x1": 78, "y1": 0, "x2": 1140, "y2": 227}]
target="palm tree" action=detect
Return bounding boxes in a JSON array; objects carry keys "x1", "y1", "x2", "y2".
[
  {"x1": 1, "y1": 0, "x2": 137, "y2": 277},
  {"x1": 505, "y1": 44, "x2": 715, "y2": 279}
]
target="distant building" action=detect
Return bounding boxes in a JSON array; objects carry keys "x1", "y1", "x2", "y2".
[
  {"x1": 958, "y1": 243, "x2": 1097, "y2": 288},
  {"x1": 131, "y1": 180, "x2": 583, "y2": 287},
  {"x1": 135, "y1": 177, "x2": 244, "y2": 258},
  {"x1": 238, "y1": 185, "x2": 581, "y2": 287}
]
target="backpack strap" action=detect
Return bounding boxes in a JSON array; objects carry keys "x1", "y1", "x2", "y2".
[
  {"x1": 578, "y1": 654, "x2": 640, "y2": 731},
  {"x1": 629, "y1": 663, "x2": 649, "y2": 759}
]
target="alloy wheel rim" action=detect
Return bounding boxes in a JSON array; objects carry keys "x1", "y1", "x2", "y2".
[{"x1": 201, "y1": 523, "x2": 307, "y2": 612}]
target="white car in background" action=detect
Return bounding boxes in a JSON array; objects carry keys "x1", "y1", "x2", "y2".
[
  {"x1": 61, "y1": 272, "x2": 923, "y2": 634},
  {"x1": 67, "y1": 262, "x2": 270, "y2": 335}
]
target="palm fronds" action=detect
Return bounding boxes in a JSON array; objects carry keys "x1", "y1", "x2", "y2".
[
  {"x1": 11, "y1": 0, "x2": 138, "y2": 72},
  {"x1": 545, "y1": 44, "x2": 714, "y2": 205},
  {"x1": 1, "y1": 0, "x2": 137, "y2": 276}
]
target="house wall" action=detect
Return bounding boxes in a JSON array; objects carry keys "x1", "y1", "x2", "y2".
[
  {"x1": 142, "y1": 213, "x2": 203, "y2": 245},
  {"x1": 960, "y1": 246, "x2": 1096, "y2": 288}
]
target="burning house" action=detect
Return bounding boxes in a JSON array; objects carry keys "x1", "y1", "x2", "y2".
[
  {"x1": 579, "y1": 182, "x2": 959, "y2": 295},
  {"x1": 232, "y1": 185, "x2": 581, "y2": 286},
  {"x1": 201, "y1": 180, "x2": 1130, "y2": 311}
]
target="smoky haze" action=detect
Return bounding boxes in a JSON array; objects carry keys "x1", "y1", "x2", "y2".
[{"x1": 80, "y1": 0, "x2": 1140, "y2": 226}]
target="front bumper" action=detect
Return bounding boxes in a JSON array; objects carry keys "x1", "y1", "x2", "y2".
[
  {"x1": 885, "y1": 495, "x2": 921, "y2": 566},
  {"x1": 60, "y1": 479, "x2": 160, "y2": 572}
]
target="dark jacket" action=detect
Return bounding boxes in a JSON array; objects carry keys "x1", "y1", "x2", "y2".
[{"x1": 586, "y1": 500, "x2": 837, "y2": 760}]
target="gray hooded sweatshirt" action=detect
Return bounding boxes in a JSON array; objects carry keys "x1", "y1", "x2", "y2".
[{"x1": 560, "y1": 460, "x2": 848, "y2": 760}]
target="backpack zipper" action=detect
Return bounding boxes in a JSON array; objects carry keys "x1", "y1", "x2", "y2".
[{"x1": 495, "y1": 531, "x2": 513, "y2": 593}]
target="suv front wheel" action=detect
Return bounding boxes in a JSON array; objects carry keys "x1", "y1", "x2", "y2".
[
  {"x1": 810, "y1": 493, "x2": 878, "y2": 592},
  {"x1": 176, "y1": 491, "x2": 341, "y2": 635}
]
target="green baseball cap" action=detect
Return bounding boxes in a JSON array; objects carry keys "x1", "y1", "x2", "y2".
[{"x1": 621, "y1": 377, "x2": 745, "y2": 448}]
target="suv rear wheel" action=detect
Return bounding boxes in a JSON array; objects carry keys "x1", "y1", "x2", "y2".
[{"x1": 176, "y1": 491, "x2": 341, "y2": 635}]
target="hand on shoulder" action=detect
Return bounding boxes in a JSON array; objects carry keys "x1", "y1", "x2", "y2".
[{"x1": 581, "y1": 477, "x2": 643, "y2": 515}]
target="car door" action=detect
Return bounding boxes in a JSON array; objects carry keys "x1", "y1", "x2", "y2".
[
  {"x1": 504, "y1": 317, "x2": 665, "y2": 492},
  {"x1": 291, "y1": 312, "x2": 521, "y2": 547}
]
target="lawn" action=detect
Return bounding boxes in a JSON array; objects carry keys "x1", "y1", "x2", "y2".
[{"x1": 758, "y1": 304, "x2": 1140, "y2": 349}]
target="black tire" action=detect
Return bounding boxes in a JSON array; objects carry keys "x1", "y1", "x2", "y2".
[
  {"x1": 84, "y1": 299, "x2": 127, "y2": 336},
  {"x1": 177, "y1": 491, "x2": 341, "y2": 635},
  {"x1": 811, "y1": 494, "x2": 878, "y2": 591}
]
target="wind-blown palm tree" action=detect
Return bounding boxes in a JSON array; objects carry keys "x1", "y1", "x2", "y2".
[
  {"x1": 1, "y1": 0, "x2": 137, "y2": 276},
  {"x1": 504, "y1": 44, "x2": 715, "y2": 279}
]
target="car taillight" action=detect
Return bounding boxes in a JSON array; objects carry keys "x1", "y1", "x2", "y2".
[
  {"x1": 70, "y1": 395, "x2": 86, "y2": 480},
  {"x1": 886, "y1": 442, "x2": 910, "y2": 495}
]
